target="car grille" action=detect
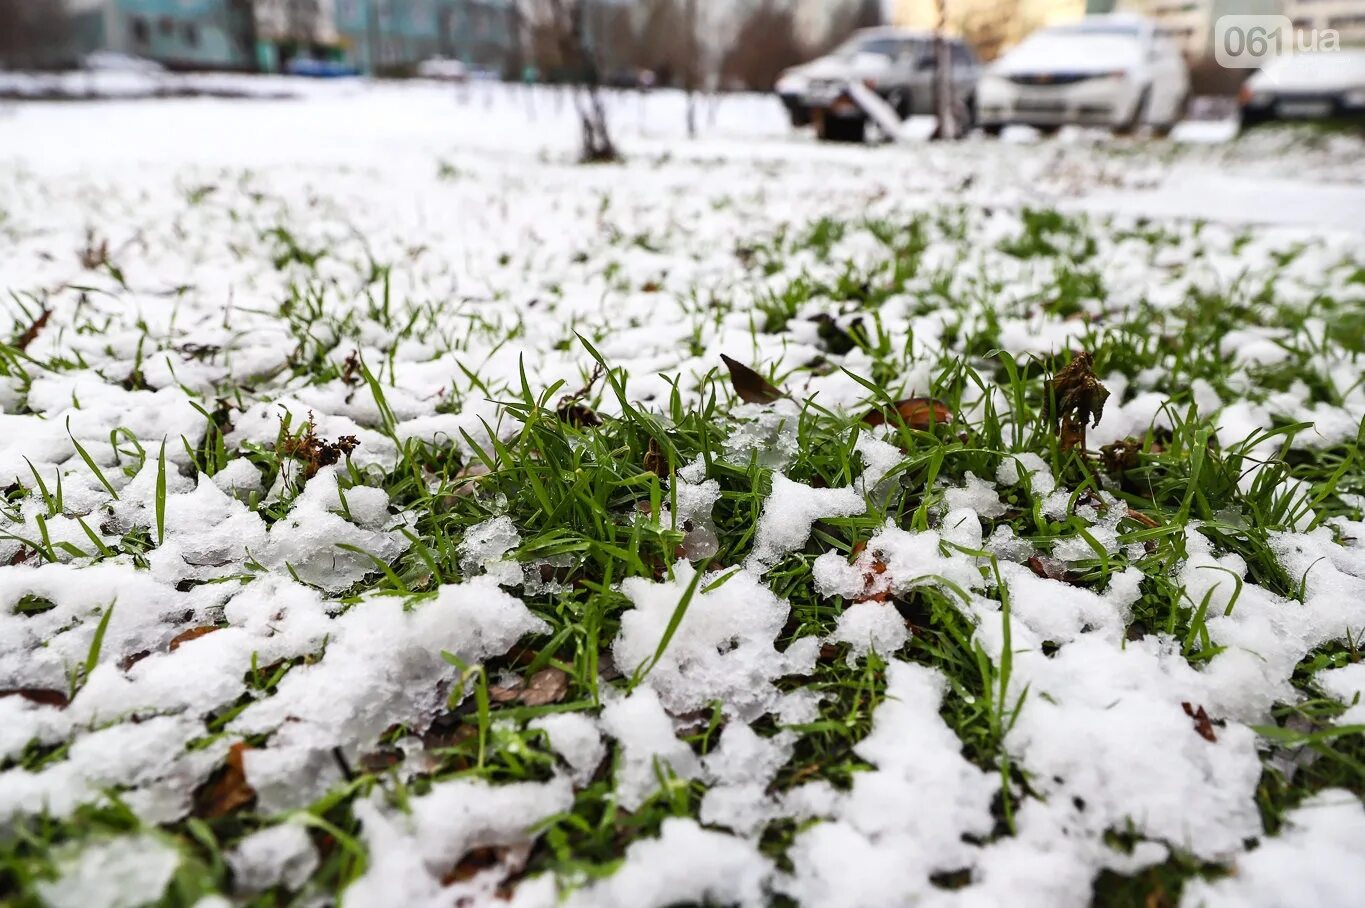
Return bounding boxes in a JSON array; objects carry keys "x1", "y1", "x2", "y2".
[{"x1": 1008, "y1": 73, "x2": 1096, "y2": 86}]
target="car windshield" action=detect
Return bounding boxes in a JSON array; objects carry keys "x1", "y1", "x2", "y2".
[
  {"x1": 1005, "y1": 26, "x2": 1143, "y2": 69},
  {"x1": 834, "y1": 36, "x2": 921, "y2": 60}
]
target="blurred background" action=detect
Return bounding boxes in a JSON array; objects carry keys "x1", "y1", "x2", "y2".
[{"x1": 1, "y1": 1, "x2": 1363, "y2": 146}]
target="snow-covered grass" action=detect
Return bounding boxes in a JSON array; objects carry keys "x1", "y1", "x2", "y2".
[{"x1": 0, "y1": 85, "x2": 1363, "y2": 907}]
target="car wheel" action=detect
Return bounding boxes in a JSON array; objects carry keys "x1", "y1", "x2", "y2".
[
  {"x1": 1152, "y1": 92, "x2": 1189, "y2": 136},
  {"x1": 982, "y1": 123, "x2": 1004, "y2": 138},
  {"x1": 1115, "y1": 87, "x2": 1151, "y2": 136},
  {"x1": 818, "y1": 116, "x2": 867, "y2": 143}
]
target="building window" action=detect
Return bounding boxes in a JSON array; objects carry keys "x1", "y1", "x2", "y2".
[
  {"x1": 184, "y1": 22, "x2": 199, "y2": 48},
  {"x1": 159, "y1": 17, "x2": 175, "y2": 37},
  {"x1": 131, "y1": 17, "x2": 150, "y2": 45}
]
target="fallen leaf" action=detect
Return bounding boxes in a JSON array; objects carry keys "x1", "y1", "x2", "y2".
[
  {"x1": 0, "y1": 688, "x2": 69, "y2": 708},
  {"x1": 1048, "y1": 352, "x2": 1110, "y2": 454},
  {"x1": 195, "y1": 742, "x2": 256, "y2": 817},
  {"x1": 519, "y1": 668, "x2": 570, "y2": 707},
  {"x1": 862, "y1": 397, "x2": 952, "y2": 430},
  {"x1": 169, "y1": 626, "x2": 220, "y2": 651},
  {"x1": 1026, "y1": 555, "x2": 1068, "y2": 582},
  {"x1": 643, "y1": 437, "x2": 668, "y2": 478},
  {"x1": 849, "y1": 541, "x2": 891, "y2": 603},
  {"x1": 1181, "y1": 702, "x2": 1217, "y2": 743},
  {"x1": 16, "y1": 309, "x2": 52, "y2": 352},
  {"x1": 720, "y1": 354, "x2": 784, "y2": 404}
]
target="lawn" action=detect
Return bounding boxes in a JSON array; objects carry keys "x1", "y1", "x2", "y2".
[{"x1": 0, "y1": 85, "x2": 1362, "y2": 908}]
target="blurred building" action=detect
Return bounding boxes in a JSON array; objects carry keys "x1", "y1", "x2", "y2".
[
  {"x1": 335, "y1": 0, "x2": 515, "y2": 75},
  {"x1": 66, "y1": 0, "x2": 259, "y2": 70},
  {"x1": 1284, "y1": 0, "x2": 1365, "y2": 44},
  {"x1": 58, "y1": 0, "x2": 516, "y2": 75}
]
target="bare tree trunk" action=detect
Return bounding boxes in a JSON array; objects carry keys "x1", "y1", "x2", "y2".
[
  {"x1": 0, "y1": 0, "x2": 74, "y2": 70},
  {"x1": 684, "y1": 0, "x2": 698, "y2": 139},
  {"x1": 932, "y1": 0, "x2": 961, "y2": 141},
  {"x1": 549, "y1": 0, "x2": 618, "y2": 162}
]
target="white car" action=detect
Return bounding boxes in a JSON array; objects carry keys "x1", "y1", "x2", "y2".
[
  {"x1": 415, "y1": 57, "x2": 468, "y2": 82},
  {"x1": 977, "y1": 15, "x2": 1188, "y2": 134},
  {"x1": 1240, "y1": 49, "x2": 1365, "y2": 125}
]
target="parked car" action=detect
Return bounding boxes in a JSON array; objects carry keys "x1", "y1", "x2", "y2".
[
  {"x1": 977, "y1": 15, "x2": 1188, "y2": 134},
  {"x1": 779, "y1": 28, "x2": 980, "y2": 142},
  {"x1": 416, "y1": 57, "x2": 468, "y2": 82},
  {"x1": 286, "y1": 58, "x2": 360, "y2": 78},
  {"x1": 1240, "y1": 49, "x2": 1365, "y2": 126},
  {"x1": 775, "y1": 64, "x2": 814, "y2": 127}
]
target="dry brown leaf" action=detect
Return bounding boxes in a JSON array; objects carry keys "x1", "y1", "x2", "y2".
[
  {"x1": 1048, "y1": 352, "x2": 1110, "y2": 454},
  {"x1": 720, "y1": 354, "x2": 784, "y2": 404},
  {"x1": 195, "y1": 742, "x2": 256, "y2": 818},
  {"x1": 1182, "y1": 702, "x2": 1217, "y2": 743},
  {"x1": 643, "y1": 437, "x2": 668, "y2": 478},
  {"x1": 0, "y1": 688, "x2": 69, "y2": 708},
  {"x1": 862, "y1": 397, "x2": 952, "y2": 430},
  {"x1": 16, "y1": 309, "x2": 52, "y2": 352},
  {"x1": 519, "y1": 668, "x2": 570, "y2": 707},
  {"x1": 849, "y1": 541, "x2": 891, "y2": 603},
  {"x1": 169, "y1": 626, "x2": 220, "y2": 651},
  {"x1": 279, "y1": 412, "x2": 360, "y2": 479}
]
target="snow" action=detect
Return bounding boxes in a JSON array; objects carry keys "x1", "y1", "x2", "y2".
[
  {"x1": 0, "y1": 79, "x2": 1363, "y2": 907},
  {"x1": 38, "y1": 834, "x2": 181, "y2": 908},
  {"x1": 613, "y1": 561, "x2": 817, "y2": 721},
  {"x1": 227, "y1": 822, "x2": 318, "y2": 894},
  {"x1": 747, "y1": 472, "x2": 866, "y2": 569},
  {"x1": 1179, "y1": 790, "x2": 1365, "y2": 908},
  {"x1": 566, "y1": 818, "x2": 772, "y2": 908}
]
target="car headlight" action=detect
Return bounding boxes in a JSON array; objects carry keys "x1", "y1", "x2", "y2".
[{"x1": 1346, "y1": 89, "x2": 1365, "y2": 107}]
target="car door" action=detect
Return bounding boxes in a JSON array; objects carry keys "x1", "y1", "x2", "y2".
[
  {"x1": 1147, "y1": 37, "x2": 1187, "y2": 123},
  {"x1": 952, "y1": 41, "x2": 979, "y2": 108}
]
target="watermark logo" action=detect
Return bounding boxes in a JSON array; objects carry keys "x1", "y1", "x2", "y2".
[{"x1": 1214, "y1": 15, "x2": 1340, "y2": 69}]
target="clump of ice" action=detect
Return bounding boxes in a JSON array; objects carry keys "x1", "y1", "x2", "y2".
[
  {"x1": 347, "y1": 777, "x2": 572, "y2": 907},
  {"x1": 233, "y1": 578, "x2": 547, "y2": 809},
  {"x1": 227, "y1": 822, "x2": 318, "y2": 894},
  {"x1": 812, "y1": 523, "x2": 986, "y2": 604},
  {"x1": 747, "y1": 473, "x2": 865, "y2": 570},
  {"x1": 1316, "y1": 662, "x2": 1365, "y2": 725},
  {"x1": 724, "y1": 400, "x2": 800, "y2": 470},
  {"x1": 829, "y1": 602, "x2": 909, "y2": 662},
  {"x1": 666, "y1": 467, "x2": 723, "y2": 561},
  {"x1": 1179, "y1": 790, "x2": 1365, "y2": 908},
  {"x1": 38, "y1": 834, "x2": 180, "y2": 908},
  {"x1": 458, "y1": 515, "x2": 523, "y2": 586},
  {"x1": 260, "y1": 466, "x2": 408, "y2": 593},
  {"x1": 529, "y1": 712, "x2": 606, "y2": 785},
  {"x1": 566, "y1": 818, "x2": 772, "y2": 908},
  {"x1": 942, "y1": 471, "x2": 1008, "y2": 519},
  {"x1": 996, "y1": 451, "x2": 1057, "y2": 497},
  {"x1": 699, "y1": 722, "x2": 795, "y2": 836},
  {"x1": 613, "y1": 561, "x2": 818, "y2": 721},
  {"x1": 778, "y1": 661, "x2": 996, "y2": 906},
  {"x1": 598, "y1": 686, "x2": 701, "y2": 810}
]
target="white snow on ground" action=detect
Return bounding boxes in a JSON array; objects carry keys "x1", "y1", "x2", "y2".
[{"x1": 1, "y1": 82, "x2": 1363, "y2": 905}]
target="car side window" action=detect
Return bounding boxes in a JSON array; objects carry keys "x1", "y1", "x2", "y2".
[{"x1": 951, "y1": 43, "x2": 974, "y2": 67}]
